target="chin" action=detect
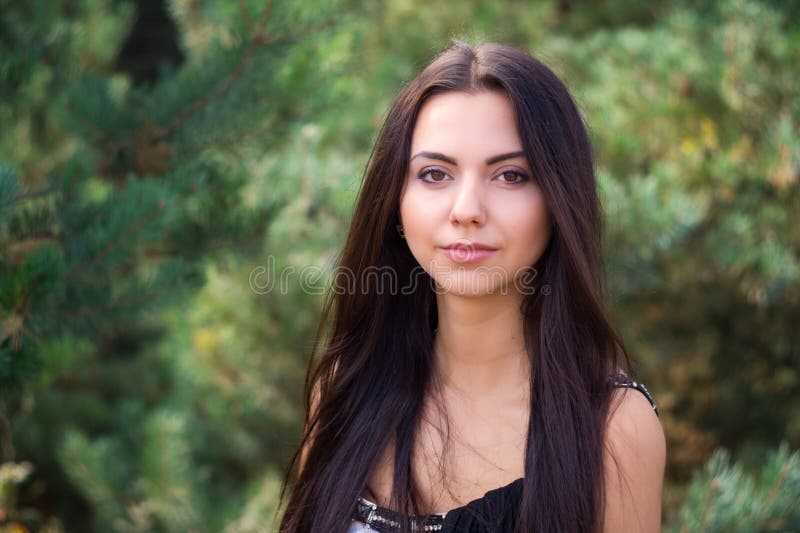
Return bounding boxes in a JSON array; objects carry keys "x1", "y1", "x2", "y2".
[{"x1": 431, "y1": 271, "x2": 512, "y2": 297}]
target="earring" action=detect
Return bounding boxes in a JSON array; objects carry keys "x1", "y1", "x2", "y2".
[{"x1": 396, "y1": 224, "x2": 405, "y2": 239}]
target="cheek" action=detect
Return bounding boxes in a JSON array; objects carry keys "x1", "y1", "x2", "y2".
[
  {"x1": 399, "y1": 184, "x2": 435, "y2": 239},
  {"x1": 399, "y1": 186, "x2": 443, "y2": 270},
  {"x1": 509, "y1": 196, "x2": 552, "y2": 263}
]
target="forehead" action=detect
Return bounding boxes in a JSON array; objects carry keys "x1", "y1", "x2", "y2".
[{"x1": 410, "y1": 91, "x2": 522, "y2": 158}]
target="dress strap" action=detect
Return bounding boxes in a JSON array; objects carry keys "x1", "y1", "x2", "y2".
[
  {"x1": 609, "y1": 374, "x2": 659, "y2": 416},
  {"x1": 353, "y1": 497, "x2": 445, "y2": 532}
]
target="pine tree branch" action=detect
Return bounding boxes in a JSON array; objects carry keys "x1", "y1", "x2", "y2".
[
  {"x1": 757, "y1": 458, "x2": 793, "y2": 529},
  {"x1": 0, "y1": 407, "x2": 15, "y2": 462},
  {"x1": 762, "y1": 459, "x2": 790, "y2": 508},
  {"x1": 152, "y1": 0, "x2": 276, "y2": 142},
  {"x1": 1, "y1": 230, "x2": 60, "y2": 247},
  {"x1": 20, "y1": 322, "x2": 42, "y2": 346},
  {"x1": 1, "y1": 290, "x2": 31, "y2": 351},
  {"x1": 686, "y1": 476, "x2": 720, "y2": 533},
  {"x1": 1, "y1": 233, "x2": 60, "y2": 265},
  {"x1": 61, "y1": 437, "x2": 122, "y2": 512},
  {"x1": 12, "y1": 186, "x2": 57, "y2": 203},
  {"x1": 65, "y1": 99, "x2": 125, "y2": 152},
  {"x1": 63, "y1": 0, "x2": 338, "y2": 174},
  {"x1": 255, "y1": 12, "x2": 342, "y2": 47},
  {"x1": 57, "y1": 282, "x2": 176, "y2": 320},
  {"x1": 62, "y1": 201, "x2": 166, "y2": 283},
  {"x1": 700, "y1": 480, "x2": 720, "y2": 526},
  {"x1": 237, "y1": 0, "x2": 253, "y2": 35},
  {"x1": 182, "y1": 105, "x2": 303, "y2": 157}
]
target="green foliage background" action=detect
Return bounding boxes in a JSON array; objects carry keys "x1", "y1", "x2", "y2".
[{"x1": 1, "y1": 0, "x2": 798, "y2": 531}]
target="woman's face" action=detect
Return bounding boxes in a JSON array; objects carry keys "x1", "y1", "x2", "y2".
[{"x1": 399, "y1": 90, "x2": 552, "y2": 297}]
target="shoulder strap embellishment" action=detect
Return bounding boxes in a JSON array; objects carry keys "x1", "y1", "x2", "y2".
[
  {"x1": 353, "y1": 497, "x2": 445, "y2": 532},
  {"x1": 610, "y1": 374, "x2": 659, "y2": 416}
]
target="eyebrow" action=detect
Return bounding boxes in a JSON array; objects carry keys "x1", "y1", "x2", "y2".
[{"x1": 410, "y1": 150, "x2": 526, "y2": 166}]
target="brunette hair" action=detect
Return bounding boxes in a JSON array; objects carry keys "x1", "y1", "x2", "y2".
[{"x1": 279, "y1": 41, "x2": 631, "y2": 532}]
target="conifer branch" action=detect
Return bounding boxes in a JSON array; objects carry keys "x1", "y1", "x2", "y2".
[
  {"x1": 237, "y1": 0, "x2": 252, "y2": 35},
  {"x1": 255, "y1": 12, "x2": 342, "y2": 47},
  {"x1": 188, "y1": 106, "x2": 302, "y2": 155},
  {"x1": 58, "y1": 283, "x2": 176, "y2": 320},
  {"x1": 152, "y1": 0, "x2": 275, "y2": 141},
  {"x1": 1, "y1": 292, "x2": 30, "y2": 352},
  {"x1": 1, "y1": 230, "x2": 60, "y2": 247},
  {"x1": 12, "y1": 186, "x2": 56, "y2": 203},
  {"x1": 697, "y1": 477, "x2": 720, "y2": 530},
  {"x1": 1, "y1": 233, "x2": 60, "y2": 266},
  {"x1": 63, "y1": 0, "x2": 335, "y2": 167},
  {"x1": 65, "y1": 99, "x2": 124, "y2": 152},
  {"x1": 0, "y1": 313, "x2": 23, "y2": 347},
  {"x1": 757, "y1": 458, "x2": 792, "y2": 529},
  {"x1": 61, "y1": 201, "x2": 166, "y2": 283},
  {"x1": 0, "y1": 408, "x2": 15, "y2": 462},
  {"x1": 762, "y1": 459, "x2": 790, "y2": 508}
]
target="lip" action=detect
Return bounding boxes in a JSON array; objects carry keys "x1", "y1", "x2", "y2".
[
  {"x1": 441, "y1": 241, "x2": 498, "y2": 263},
  {"x1": 443, "y1": 241, "x2": 497, "y2": 251}
]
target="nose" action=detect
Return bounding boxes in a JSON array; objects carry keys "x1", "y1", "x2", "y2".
[{"x1": 449, "y1": 176, "x2": 486, "y2": 227}]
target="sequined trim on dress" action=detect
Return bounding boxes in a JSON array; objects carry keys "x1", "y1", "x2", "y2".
[
  {"x1": 610, "y1": 374, "x2": 659, "y2": 416},
  {"x1": 352, "y1": 496, "x2": 446, "y2": 532}
]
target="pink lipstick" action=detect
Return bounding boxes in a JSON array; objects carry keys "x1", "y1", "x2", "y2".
[{"x1": 441, "y1": 241, "x2": 497, "y2": 263}]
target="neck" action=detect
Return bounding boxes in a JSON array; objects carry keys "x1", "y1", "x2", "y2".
[{"x1": 433, "y1": 290, "x2": 531, "y2": 396}]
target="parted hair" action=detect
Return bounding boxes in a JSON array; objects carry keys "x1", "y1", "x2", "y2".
[{"x1": 279, "y1": 41, "x2": 631, "y2": 533}]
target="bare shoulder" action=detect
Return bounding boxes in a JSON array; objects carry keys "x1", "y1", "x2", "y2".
[{"x1": 603, "y1": 386, "x2": 666, "y2": 532}]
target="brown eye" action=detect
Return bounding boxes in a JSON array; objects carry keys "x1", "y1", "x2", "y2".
[
  {"x1": 497, "y1": 170, "x2": 528, "y2": 184},
  {"x1": 419, "y1": 168, "x2": 449, "y2": 183}
]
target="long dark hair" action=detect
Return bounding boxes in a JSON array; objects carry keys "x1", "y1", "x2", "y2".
[{"x1": 279, "y1": 41, "x2": 631, "y2": 533}]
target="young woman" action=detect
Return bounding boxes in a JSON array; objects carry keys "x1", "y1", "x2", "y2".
[{"x1": 280, "y1": 42, "x2": 665, "y2": 532}]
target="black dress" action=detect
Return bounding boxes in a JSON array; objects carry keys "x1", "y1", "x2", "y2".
[{"x1": 348, "y1": 374, "x2": 658, "y2": 533}]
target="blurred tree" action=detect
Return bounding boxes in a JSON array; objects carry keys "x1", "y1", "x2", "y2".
[
  {"x1": 557, "y1": 0, "x2": 799, "y2": 474},
  {"x1": 536, "y1": 0, "x2": 800, "y2": 519},
  {"x1": 1, "y1": 0, "x2": 798, "y2": 531},
  {"x1": 1, "y1": 0, "x2": 359, "y2": 530},
  {"x1": 667, "y1": 443, "x2": 800, "y2": 532}
]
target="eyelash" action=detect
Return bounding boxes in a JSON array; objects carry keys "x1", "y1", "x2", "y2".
[{"x1": 417, "y1": 167, "x2": 530, "y2": 185}]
